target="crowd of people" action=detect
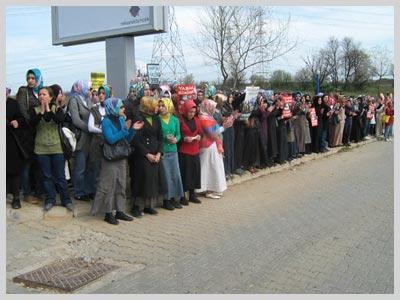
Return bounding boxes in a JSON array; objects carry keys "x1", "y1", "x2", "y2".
[{"x1": 6, "y1": 68, "x2": 395, "y2": 225}]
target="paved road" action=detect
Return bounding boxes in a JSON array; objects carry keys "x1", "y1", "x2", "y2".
[{"x1": 7, "y1": 140, "x2": 393, "y2": 294}]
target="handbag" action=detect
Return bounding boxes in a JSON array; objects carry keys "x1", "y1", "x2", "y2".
[
  {"x1": 58, "y1": 126, "x2": 76, "y2": 160},
  {"x1": 383, "y1": 115, "x2": 390, "y2": 123},
  {"x1": 102, "y1": 138, "x2": 131, "y2": 161}
]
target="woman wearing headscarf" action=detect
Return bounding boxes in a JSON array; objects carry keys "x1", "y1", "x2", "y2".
[
  {"x1": 28, "y1": 86, "x2": 73, "y2": 212},
  {"x1": 196, "y1": 99, "x2": 227, "y2": 199},
  {"x1": 275, "y1": 96, "x2": 289, "y2": 164},
  {"x1": 375, "y1": 94, "x2": 385, "y2": 138},
  {"x1": 350, "y1": 97, "x2": 364, "y2": 143},
  {"x1": 384, "y1": 100, "x2": 394, "y2": 141},
  {"x1": 232, "y1": 92, "x2": 247, "y2": 175},
  {"x1": 87, "y1": 84, "x2": 112, "y2": 193},
  {"x1": 291, "y1": 94, "x2": 306, "y2": 156},
  {"x1": 158, "y1": 97, "x2": 185, "y2": 210},
  {"x1": 7, "y1": 88, "x2": 28, "y2": 209},
  {"x1": 242, "y1": 105, "x2": 261, "y2": 174},
  {"x1": 309, "y1": 95, "x2": 323, "y2": 153},
  {"x1": 68, "y1": 79, "x2": 95, "y2": 201},
  {"x1": 320, "y1": 95, "x2": 333, "y2": 152},
  {"x1": 342, "y1": 98, "x2": 355, "y2": 146},
  {"x1": 221, "y1": 93, "x2": 237, "y2": 177},
  {"x1": 15, "y1": 68, "x2": 44, "y2": 205},
  {"x1": 267, "y1": 99, "x2": 279, "y2": 164},
  {"x1": 332, "y1": 96, "x2": 346, "y2": 147},
  {"x1": 130, "y1": 96, "x2": 166, "y2": 216},
  {"x1": 90, "y1": 97, "x2": 143, "y2": 224},
  {"x1": 178, "y1": 100, "x2": 203, "y2": 205}
]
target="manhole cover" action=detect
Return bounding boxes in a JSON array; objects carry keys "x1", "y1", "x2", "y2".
[{"x1": 13, "y1": 257, "x2": 118, "y2": 292}]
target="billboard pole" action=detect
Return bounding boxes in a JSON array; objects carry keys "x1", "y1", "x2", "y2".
[{"x1": 105, "y1": 36, "x2": 136, "y2": 99}]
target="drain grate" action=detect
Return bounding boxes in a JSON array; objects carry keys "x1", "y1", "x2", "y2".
[{"x1": 13, "y1": 257, "x2": 118, "y2": 292}]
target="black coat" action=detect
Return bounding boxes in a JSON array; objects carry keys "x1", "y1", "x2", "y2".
[
  {"x1": 130, "y1": 114, "x2": 166, "y2": 198},
  {"x1": 267, "y1": 108, "x2": 279, "y2": 159},
  {"x1": 6, "y1": 98, "x2": 30, "y2": 175},
  {"x1": 276, "y1": 109, "x2": 288, "y2": 164}
]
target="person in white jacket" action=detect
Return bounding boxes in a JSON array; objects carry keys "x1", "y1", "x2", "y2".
[{"x1": 87, "y1": 85, "x2": 111, "y2": 196}]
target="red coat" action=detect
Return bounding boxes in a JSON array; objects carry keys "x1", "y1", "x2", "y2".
[
  {"x1": 179, "y1": 117, "x2": 203, "y2": 155},
  {"x1": 385, "y1": 107, "x2": 394, "y2": 125}
]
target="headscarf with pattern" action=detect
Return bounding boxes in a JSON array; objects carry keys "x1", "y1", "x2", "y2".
[
  {"x1": 105, "y1": 97, "x2": 123, "y2": 117},
  {"x1": 70, "y1": 80, "x2": 92, "y2": 101}
]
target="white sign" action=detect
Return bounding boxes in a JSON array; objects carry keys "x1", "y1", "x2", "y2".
[
  {"x1": 244, "y1": 86, "x2": 260, "y2": 103},
  {"x1": 52, "y1": 6, "x2": 168, "y2": 46},
  {"x1": 147, "y1": 63, "x2": 160, "y2": 85}
]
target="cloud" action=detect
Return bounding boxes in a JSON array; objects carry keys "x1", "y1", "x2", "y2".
[{"x1": 6, "y1": 5, "x2": 394, "y2": 92}]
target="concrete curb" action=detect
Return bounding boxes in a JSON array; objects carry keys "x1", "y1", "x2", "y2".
[{"x1": 226, "y1": 138, "x2": 379, "y2": 187}]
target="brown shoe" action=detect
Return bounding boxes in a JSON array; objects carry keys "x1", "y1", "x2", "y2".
[{"x1": 24, "y1": 195, "x2": 39, "y2": 204}]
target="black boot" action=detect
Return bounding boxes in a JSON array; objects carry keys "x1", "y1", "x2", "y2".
[
  {"x1": 11, "y1": 195, "x2": 21, "y2": 209},
  {"x1": 104, "y1": 212, "x2": 119, "y2": 225},
  {"x1": 131, "y1": 205, "x2": 144, "y2": 218},
  {"x1": 115, "y1": 211, "x2": 133, "y2": 221},
  {"x1": 189, "y1": 190, "x2": 201, "y2": 204},
  {"x1": 162, "y1": 200, "x2": 175, "y2": 210},
  {"x1": 180, "y1": 196, "x2": 189, "y2": 206},
  {"x1": 143, "y1": 207, "x2": 158, "y2": 215},
  {"x1": 170, "y1": 198, "x2": 182, "y2": 209}
]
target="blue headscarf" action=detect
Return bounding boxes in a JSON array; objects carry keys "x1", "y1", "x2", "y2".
[
  {"x1": 70, "y1": 80, "x2": 92, "y2": 100},
  {"x1": 26, "y1": 68, "x2": 43, "y2": 94},
  {"x1": 105, "y1": 97, "x2": 123, "y2": 117},
  {"x1": 98, "y1": 85, "x2": 112, "y2": 99},
  {"x1": 6, "y1": 87, "x2": 11, "y2": 98},
  {"x1": 205, "y1": 85, "x2": 217, "y2": 99}
]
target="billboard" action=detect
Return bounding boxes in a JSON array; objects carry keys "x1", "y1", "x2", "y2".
[{"x1": 52, "y1": 6, "x2": 168, "y2": 46}]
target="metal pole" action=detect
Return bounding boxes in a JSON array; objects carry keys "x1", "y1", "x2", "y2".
[{"x1": 105, "y1": 36, "x2": 136, "y2": 99}]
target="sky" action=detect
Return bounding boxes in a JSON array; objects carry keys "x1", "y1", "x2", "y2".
[{"x1": 5, "y1": 5, "x2": 394, "y2": 94}]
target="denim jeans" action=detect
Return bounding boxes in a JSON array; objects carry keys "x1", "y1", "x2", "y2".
[
  {"x1": 36, "y1": 153, "x2": 71, "y2": 206},
  {"x1": 73, "y1": 150, "x2": 95, "y2": 197},
  {"x1": 343, "y1": 119, "x2": 353, "y2": 144},
  {"x1": 320, "y1": 129, "x2": 328, "y2": 151},
  {"x1": 20, "y1": 156, "x2": 43, "y2": 197},
  {"x1": 384, "y1": 125, "x2": 393, "y2": 139}
]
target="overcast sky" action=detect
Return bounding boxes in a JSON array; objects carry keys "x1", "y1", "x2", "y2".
[{"x1": 6, "y1": 5, "x2": 394, "y2": 93}]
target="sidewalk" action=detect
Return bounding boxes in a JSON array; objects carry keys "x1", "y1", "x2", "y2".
[
  {"x1": 6, "y1": 138, "x2": 378, "y2": 221},
  {"x1": 6, "y1": 140, "x2": 393, "y2": 294}
]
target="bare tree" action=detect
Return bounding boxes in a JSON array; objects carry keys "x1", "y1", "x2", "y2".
[
  {"x1": 370, "y1": 45, "x2": 392, "y2": 88},
  {"x1": 350, "y1": 48, "x2": 373, "y2": 90},
  {"x1": 181, "y1": 73, "x2": 195, "y2": 84},
  {"x1": 195, "y1": 7, "x2": 236, "y2": 87},
  {"x1": 294, "y1": 67, "x2": 312, "y2": 91},
  {"x1": 302, "y1": 48, "x2": 330, "y2": 87},
  {"x1": 196, "y1": 6, "x2": 296, "y2": 89},
  {"x1": 340, "y1": 37, "x2": 359, "y2": 88},
  {"x1": 390, "y1": 63, "x2": 394, "y2": 88},
  {"x1": 324, "y1": 37, "x2": 341, "y2": 87}
]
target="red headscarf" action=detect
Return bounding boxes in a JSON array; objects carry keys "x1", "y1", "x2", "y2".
[{"x1": 181, "y1": 99, "x2": 197, "y2": 118}]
